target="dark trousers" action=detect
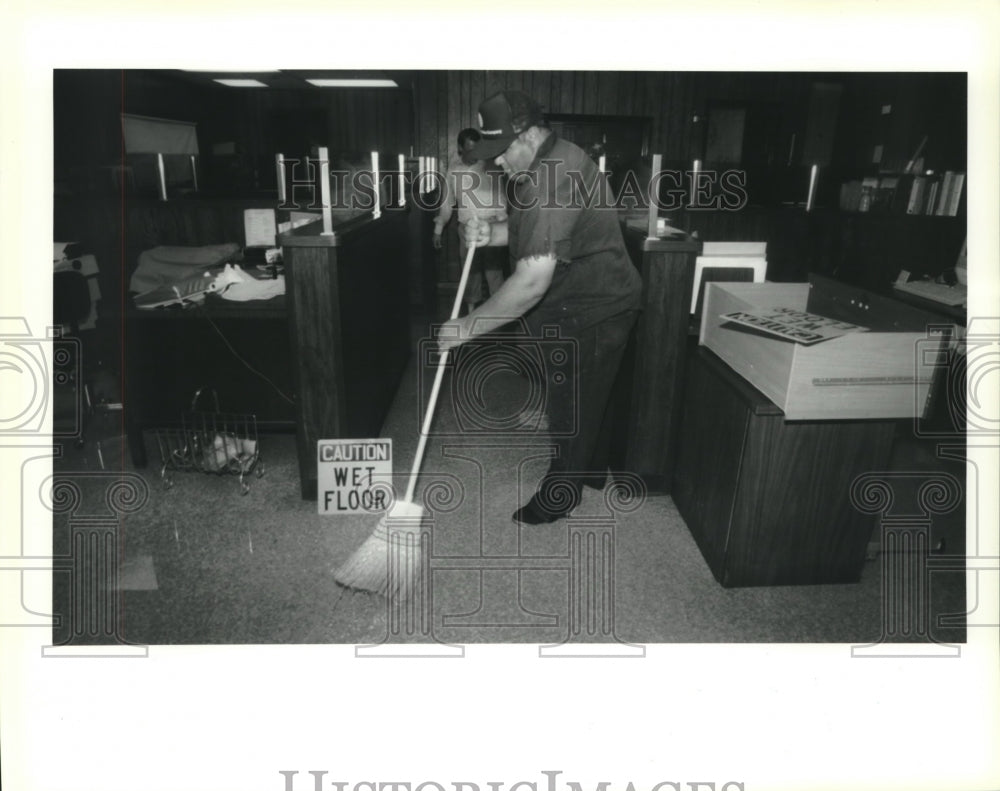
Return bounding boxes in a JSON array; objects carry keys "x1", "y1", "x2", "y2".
[{"x1": 532, "y1": 309, "x2": 639, "y2": 515}]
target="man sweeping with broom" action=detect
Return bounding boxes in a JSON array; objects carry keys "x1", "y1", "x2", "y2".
[
  {"x1": 439, "y1": 89, "x2": 643, "y2": 525},
  {"x1": 333, "y1": 89, "x2": 641, "y2": 600}
]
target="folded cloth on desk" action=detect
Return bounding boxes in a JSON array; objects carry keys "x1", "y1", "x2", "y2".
[{"x1": 129, "y1": 243, "x2": 241, "y2": 294}]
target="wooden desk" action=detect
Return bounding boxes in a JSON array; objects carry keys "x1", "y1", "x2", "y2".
[
  {"x1": 280, "y1": 210, "x2": 411, "y2": 499},
  {"x1": 673, "y1": 348, "x2": 896, "y2": 587},
  {"x1": 607, "y1": 227, "x2": 700, "y2": 492},
  {"x1": 124, "y1": 295, "x2": 294, "y2": 468}
]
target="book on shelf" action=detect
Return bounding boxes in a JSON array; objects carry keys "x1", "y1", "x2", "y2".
[
  {"x1": 935, "y1": 172, "x2": 954, "y2": 216},
  {"x1": 925, "y1": 179, "x2": 940, "y2": 216},
  {"x1": 870, "y1": 176, "x2": 898, "y2": 213},
  {"x1": 944, "y1": 171, "x2": 965, "y2": 216},
  {"x1": 892, "y1": 174, "x2": 917, "y2": 214},
  {"x1": 857, "y1": 177, "x2": 880, "y2": 212},
  {"x1": 906, "y1": 175, "x2": 927, "y2": 214},
  {"x1": 922, "y1": 170, "x2": 965, "y2": 217},
  {"x1": 839, "y1": 180, "x2": 862, "y2": 211},
  {"x1": 866, "y1": 175, "x2": 916, "y2": 214}
]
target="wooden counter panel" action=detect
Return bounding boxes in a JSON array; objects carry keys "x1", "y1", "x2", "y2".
[
  {"x1": 283, "y1": 210, "x2": 411, "y2": 499},
  {"x1": 671, "y1": 351, "x2": 752, "y2": 569},
  {"x1": 608, "y1": 228, "x2": 699, "y2": 491},
  {"x1": 729, "y1": 415, "x2": 895, "y2": 586},
  {"x1": 674, "y1": 348, "x2": 896, "y2": 587},
  {"x1": 336, "y1": 215, "x2": 411, "y2": 439},
  {"x1": 284, "y1": 245, "x2": 347, "y2": 459}
]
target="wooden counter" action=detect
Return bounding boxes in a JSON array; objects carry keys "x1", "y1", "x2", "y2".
[
  {"x1": 673, "y1": 348, "x2": 897, "y2": 586},
  {"x1": 279, "y1": 209, "x2": 412, "y2": 499},
  {"x1": 124, "y1": 294, "x2": 294, "y2": 469},
  {"x1": 607, "y1": 226, "x2": 701, "y2": 492}
]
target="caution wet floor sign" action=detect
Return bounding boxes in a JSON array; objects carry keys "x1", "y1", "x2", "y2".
[{"x1": 317, "y1": 439, "x2": 393, "y2": 515}]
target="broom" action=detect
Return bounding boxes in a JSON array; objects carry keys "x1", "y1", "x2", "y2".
[{"x1": 332, "y1": 241, "x2": 478, "y2": 600}]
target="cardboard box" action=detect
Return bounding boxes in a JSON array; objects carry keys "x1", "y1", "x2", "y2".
[{"x1": 699, "y1": 277, "x2": 954, "y2": 420}]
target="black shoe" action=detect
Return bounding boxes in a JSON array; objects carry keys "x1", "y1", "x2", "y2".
[{"x1": 511, "y1": 499, "x2": 568, "y2": 525}]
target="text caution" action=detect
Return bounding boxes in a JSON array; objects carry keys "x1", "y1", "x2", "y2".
[{"x1": 317, "y1": 439, "x2": 393, "y2": 515}]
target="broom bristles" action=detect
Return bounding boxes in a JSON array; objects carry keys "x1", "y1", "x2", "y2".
[{"x1": 333, "y1": 507, "x2": 426, "y2": 601}]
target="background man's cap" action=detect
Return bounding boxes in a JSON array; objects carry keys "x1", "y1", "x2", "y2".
[{"x1": 469, "y1": 90, "x2": 544, "y2": 160}]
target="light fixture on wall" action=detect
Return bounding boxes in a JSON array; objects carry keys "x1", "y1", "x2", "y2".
[{"x1": 305, "y1": 78, "x2": 398, "y2": 88}]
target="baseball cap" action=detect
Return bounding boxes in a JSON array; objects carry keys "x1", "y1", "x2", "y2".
[{"x1": 469, "y1": 90, "x2": 545, "y2": 160}]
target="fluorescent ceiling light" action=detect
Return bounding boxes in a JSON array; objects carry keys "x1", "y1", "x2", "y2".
[
  {"x1": 182, "y1": 69, "x2": 280, "y2": 73},
  {"x1": 306, "y1": 78, "x2": 398, "y2": 88},
  {"x1": 213, "y1": 79, "x2": 269, "y2": 87}
]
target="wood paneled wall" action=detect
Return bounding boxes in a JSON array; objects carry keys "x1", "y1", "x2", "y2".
[
  {"x1": 415, "y1": 70, "x2": 816, "y2": 280},
  {"x1": 56, "y1": 69, "x2": 964, "y2": 190},
  {"x1": 55, "y1": 70, "x2": 965, "y2": 291},
  {"x1": 413, "y1": 71, "x2": 965, "y2": 284},
  {"x1": 413, "y1": 70, "x2": 816, "y2": 169},
  {"x1": 234, "y1": 86, "x2": 413, "y2": 157}
]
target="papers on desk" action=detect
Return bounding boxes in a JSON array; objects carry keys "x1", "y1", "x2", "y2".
[
  {"x1": 721, "y1": 306, "x2": 869, "y2": 345},
  {"x1": 279, "y1": 212, "x2": 320, "y2": 234},
  {"x1": 218, "y1": 265, "x2": 285, "y2": 302},
  {"x1": 624, "y1": 217, "x2": 686, "y2": 238},
  {"x1": 892, "y1": 279, "x2": 968, "y2": 307}
]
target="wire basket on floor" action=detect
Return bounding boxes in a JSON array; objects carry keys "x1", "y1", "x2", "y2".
[{"x1": 152, "y1": 389, "x2": 265, "y2": 495}]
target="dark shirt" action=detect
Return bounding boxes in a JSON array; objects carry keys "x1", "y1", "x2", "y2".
[{"x1": 507, "y1": 132, "x2": 642, "y2": 334}]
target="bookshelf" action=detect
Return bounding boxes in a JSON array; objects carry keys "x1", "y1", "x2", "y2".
[
  {"x1": 828, "y1": 74, "x2": 967, "y2": 218},
  {"x1": 837, "y1": 171, "x2": 965, "y2": 217},
  {"x1": 671, "y1": 73, "x2": 967, "y2": 294}
]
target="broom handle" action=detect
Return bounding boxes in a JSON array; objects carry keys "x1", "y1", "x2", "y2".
[{"x1": 403, "y1": 241, "x2": 477, "y2": 503}]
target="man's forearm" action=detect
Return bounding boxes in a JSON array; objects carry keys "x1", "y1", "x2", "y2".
[
  {"x1": 434, "y1": 203, "x2": 453, "y2": 234},
  {"x1": 434, "y1": 171, "x2": 456, "y2": 234},
  {"x1": 462, "y1": 253, "x2": 552, "y2": 337}
]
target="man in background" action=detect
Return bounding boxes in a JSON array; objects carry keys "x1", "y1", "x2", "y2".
[
  {"x1": 434, "y1": 128, "x2": 508, "y2": 316},
  {"x1": 439, "y1": 91, "x2": 642, "y2": 525}
]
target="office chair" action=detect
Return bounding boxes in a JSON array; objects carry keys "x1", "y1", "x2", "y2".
[
  {"x1": 53, "y1": 270, "x2": 93, "y2": 443},
  {"x1": 54, "y1": 270, "x2": 92, "y2": 335}
]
